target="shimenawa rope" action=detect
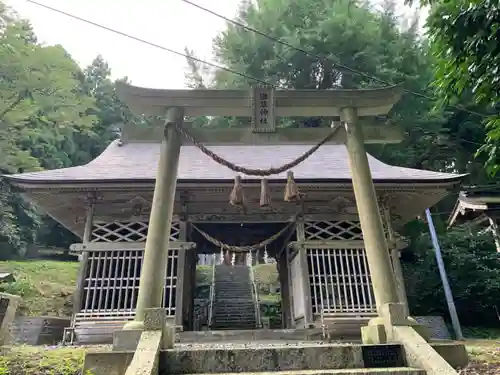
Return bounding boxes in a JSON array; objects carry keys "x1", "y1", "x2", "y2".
[
  {"x1": 191, "y1": 222, "x2": 294, "y2": 253},
  {"x1": 171, "y1": 122, "x2": 341, "y2": 177}
]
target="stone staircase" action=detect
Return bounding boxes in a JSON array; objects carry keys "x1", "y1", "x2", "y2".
[
  {"x1": 211, "y1": 264, "x2": 258, "y2": 330},
  {"x1": 85, "y1": 331, "x2": 468, "y2": 375}
]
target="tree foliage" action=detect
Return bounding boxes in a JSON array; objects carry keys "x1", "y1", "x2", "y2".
[
  {"x1": 0, "y1": 2, "x2": 128, "y2": 257},
  {"x1": 188, "y1": 0, "x2": 491, "y2": 181},
  {"x1": 404, "y1": 227, "x2": 500, "y2": 327},
  {"x1": 416, "y1": 0, "x2": 500, "y2": 176}
]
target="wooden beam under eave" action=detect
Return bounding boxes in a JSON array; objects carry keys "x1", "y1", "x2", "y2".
[
  {"x1": 121, "y1": 121, "x2": 404, "y2": 145},
  {"x1": 116, "y1": 83, "x2": 404, "y2": 118}
]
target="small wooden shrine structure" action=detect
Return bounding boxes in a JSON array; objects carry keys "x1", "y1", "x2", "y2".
[
  {"x1": 5, "y1": 85, "x2": 464, "y2": 344},
  {"x1": 448, "y1": 184, "x2": 500, "y2": 252}
]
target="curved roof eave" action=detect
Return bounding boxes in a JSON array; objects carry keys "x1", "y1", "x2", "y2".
[
  {"x1": 3, "y1": 140, "x2": 467, "y2": 189},
  {"x1": 5, "y1": 175, "x2": 466, "y2": 190}
]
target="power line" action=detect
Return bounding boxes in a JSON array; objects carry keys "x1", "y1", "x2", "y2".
[
  {"x1": 22, "y1": 0, "x2": 484, "y2": 148},
  {"x1": 180, "y1": 0, "x2": 489, "y2": 121},
  {"x1": 24, "y1": 0, "x2": 271, "y2": 86}
]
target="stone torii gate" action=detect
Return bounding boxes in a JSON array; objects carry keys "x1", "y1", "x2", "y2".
[{"x1": 115, "y1": 84, "x2": 419, "y2": 344}]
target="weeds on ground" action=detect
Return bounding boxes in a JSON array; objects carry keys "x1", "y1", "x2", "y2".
[
  {"x1": 0, "y1": 345, "x2": 86, "y2": 375},
  {"x1": 0, "y1": 261, "x2": 78, "y2": 316}
]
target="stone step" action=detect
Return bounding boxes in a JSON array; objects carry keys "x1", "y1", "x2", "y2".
[
  {"x1": 215, "y1": 278, "x2": 250, "y2": 280},
  {"x1": 213, "y1": 305, "x2": 255, "y2": 310},
  {"x1": 215, "y1": 285, "x2": 251, "y2": 289},
  {"x1": 214, "y1": 311, "x2": 255, "y2": 315},
  {"x1": 213, "y1": 319, "x2": 256, "y2": 323},
  {"x1": 212, "y1": 319, "x2": 256, "y2": 323},
  {"x1": 211, "y1": 325, "x2": 258, "y2": 330},
  {"x1": 212, "y1": 319, "x2": 256, "y2": 325},
  {"x1": 215, "y1": 292, "x2": 253, "y2": 297},
  {"x1": 176, "y1": 329, "x2": 328, "y2": 343},
  {"x1": 213, "y1": 312, "x2": 255, "y2": 316},
  {"x1": 212, "y1": 322, "x2": 257, "y2": 328},
  {"x1": 160, "y1": 343, "x2": 410, "y2": 374},
  {"x1": 212, "y1": 316, "x2": 256, "y2": 321},
  {"x1": 215, "y1": 272, "x2": 250, "y2": 277},
  {"x1": 214, "y1": 302, "x2": 255, "y2": 306},
  {"x1": 179, "y1": 369, "x2": 425, "y2": 375},
  {"x1": 214, "y1": 310, "x2": 256, "y2": 316}
]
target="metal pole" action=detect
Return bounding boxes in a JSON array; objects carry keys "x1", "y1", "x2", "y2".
[{"x1": 425, "y1": 208, "x2": 464, "y2": 340}]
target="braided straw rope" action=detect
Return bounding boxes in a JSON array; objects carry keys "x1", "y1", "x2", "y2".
[
  {"x1": 171, "y1": 122, "x2": 341, "y2": 177},
  {"x1": 191, "y1": 222, "x2": 294, "y2": 253}
]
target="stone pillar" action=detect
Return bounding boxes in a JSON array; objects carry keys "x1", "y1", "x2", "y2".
[
  {"x1": 382, "y1": 203, "x2": 410, "y2": 317},
  {"x1": 175, "y1": 222, "x2": 188, "y2": 330},
  {"x1": 341, "y1": 108, "x2": 399, "y2": 315},
  {"x1": 391, "y1": 248, "x2": 410, "y2": 317},
  {"x1": 124, "y1": 107, "x2": 184, "y2": 330},
  {"x1": 72, "y1": 195, "x2": 95, "y2": 317},
  {"x1": 295, "y1": 218, "x2": 313, "y2": 328}
]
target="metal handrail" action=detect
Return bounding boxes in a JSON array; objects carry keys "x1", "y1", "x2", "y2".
[
  {"x1": 207, "y1": 253, "x2": 217, "y2": 328},
  {"x1": 248, "y1": 255, "x2": 262, "y2": 328}
]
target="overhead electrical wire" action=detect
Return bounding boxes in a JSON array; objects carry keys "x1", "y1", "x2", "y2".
[
  {"x1": 180, "y1": 0, "x2": 490, "y2": 122},
  {"x1": 24, "y1": 0, "x2": 485, "y2": 147},
  {"x1": 24, "y1": 0, "x2": 271, "y2": 86}
]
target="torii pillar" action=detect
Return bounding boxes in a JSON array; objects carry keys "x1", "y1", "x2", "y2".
[{"x1": 116, "y1": 83, "x2": 425, "y2": 344}]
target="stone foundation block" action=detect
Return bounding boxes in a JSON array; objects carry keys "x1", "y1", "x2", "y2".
[
  {"x1": 83, "y1": 350, "x2": 133, "y2": 375},
  {"x1": 112, "y1": 329, "x2": 142, "y2": 351},
  {"x1": 381, "y1": 302, "x2": 407, "y2": 326},
  {"x1": 378, "y1": 303, "x2": 431, "y2": 342},
  {"x1": 431, "y1": 342, "x2": 469, "y2": 369},
  {"x1": 144, "y1": 308, "x2": 167, "y2": 331},
  {"x1": 0, "y1": 292, "x2": 21, "y2": 345},
  {"x1": 361, "y1": 324, "x2": 387, "y2": 344},
  {"x1": 162, "y1": 323, "x2": 175, "y2": 349}
]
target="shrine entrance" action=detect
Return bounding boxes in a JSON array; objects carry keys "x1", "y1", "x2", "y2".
[{"x1": 187, "y1": 221, "x2": 291, "y2": 331}]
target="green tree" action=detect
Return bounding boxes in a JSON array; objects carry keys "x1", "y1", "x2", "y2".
[
  {"x1": 403, "y1": 227, "x2": 500, "y2": 327},
  {"x1": 198, "y1": 0, "x2": 498, "y2": 190},
  {"x1": 0, "y1": 2, "x2": 97, "y2": 256},
  {"x1": 415, "y1": 0, "x2": 500, "y2": 175}
]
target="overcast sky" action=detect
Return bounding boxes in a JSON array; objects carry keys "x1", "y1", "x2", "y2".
[{"x1": 6, "y1": 0, "x2": 423, "y2": 90}]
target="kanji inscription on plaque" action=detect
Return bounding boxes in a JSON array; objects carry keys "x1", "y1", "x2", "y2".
[{"x1": 252, "y1": 86, "x2": 275, "y2": 132}]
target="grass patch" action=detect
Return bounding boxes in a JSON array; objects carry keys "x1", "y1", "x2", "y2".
[
  {"x1": 0, "y1": 345, "x2": 86, "y2": 375},
  {"x1": 253, "y1": 264, "x2": 278, "y2": 285},
  {"x1": 0, "y1": 261, "x2": 79, "y2": 317},
  {"x1": 464, "y1": 339, "x2": 500, "y2": 374},
  {"x1": 196, "y1": 265, "x2": 213, "y2": 285},
  {"x1": 466, "y1": 339, "x2": 500, "y2": 363},
  {"x1": 0, "y1": 261, "x2": 282, "y2": 317}
]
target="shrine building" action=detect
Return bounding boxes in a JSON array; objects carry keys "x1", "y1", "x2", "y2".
[
  {"x1": 448, "y1": 184, "x2": 500, "y2": 252},
  {"x1": 4, "y1": 85, "x2": 465, "y2": 344}
]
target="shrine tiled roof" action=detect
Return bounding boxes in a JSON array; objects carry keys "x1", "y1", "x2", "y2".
[{"x1": 6, "y1": 140, "x2": 464, "y2": 184}]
